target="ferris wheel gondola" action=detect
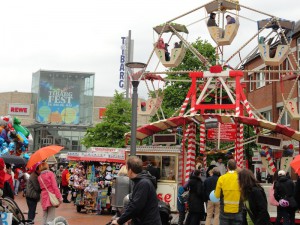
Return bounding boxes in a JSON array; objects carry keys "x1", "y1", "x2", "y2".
[
  {"x1": 257, "y1": 18, "x2": 295, "y2": 66},
  {"x1": 153, "y1": 23, "x2": 188, "y2": 67},
  {"x1": 137, "y1": 73, "x2": 164, "y2": 116},
  {"x1": 206, "y1": 0, "x2": 240, "y2": 46}
]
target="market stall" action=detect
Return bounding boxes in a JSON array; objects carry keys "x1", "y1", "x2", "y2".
[
  {"x1": 67, "y1": 147, "x2": 126, "y2": 214},
  {"x1": 126, "y1": 146, "x2": 182, "y2": 211}
]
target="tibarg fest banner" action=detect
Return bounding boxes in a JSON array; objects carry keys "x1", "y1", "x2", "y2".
[{"x1": 37, "y1": 79, "x2": 80, "y2": 125}]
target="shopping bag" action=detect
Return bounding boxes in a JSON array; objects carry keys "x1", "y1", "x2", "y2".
[
  {"x1": 0, "y1": 212, "x2": 13, "y2": 225},
  {"x1": 181, "y1": 191, "x2": 189, "y2": 203}
]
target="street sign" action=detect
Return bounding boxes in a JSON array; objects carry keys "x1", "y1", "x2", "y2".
[{"x1": 207, "y1": 123, "x2": 236, "y2": 140}]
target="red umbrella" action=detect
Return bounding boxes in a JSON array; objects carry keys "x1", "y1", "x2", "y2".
[
  {"x1": 290, "y1": 155, "x2": 300, "y2": 175},
  {"x1": 26, "y1": 145, "x2": 64, "y2": 169}
]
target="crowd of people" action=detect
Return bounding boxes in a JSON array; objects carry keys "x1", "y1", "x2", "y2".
[
  {"x1": 1, "y1": 154, "x2": 300, "y2": 225},
  {"x1": 176, "y1": 158, "x2": 300, "y2": 225},
  {"x1": 0, "y1": 159, "x2": 62, "y2": 225}
]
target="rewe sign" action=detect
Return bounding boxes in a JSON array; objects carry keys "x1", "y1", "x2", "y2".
[{"x1": 8, "y1": 104, "x2": 30, "y2": 116}]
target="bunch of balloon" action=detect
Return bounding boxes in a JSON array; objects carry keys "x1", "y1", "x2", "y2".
[{"x1": 0, "y1": 115, "x2": 32, "y2": 156}]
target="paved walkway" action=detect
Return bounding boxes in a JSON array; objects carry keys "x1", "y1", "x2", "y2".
[{"x1": 14, "y1": 194, "x2": 112, "y2": 225}]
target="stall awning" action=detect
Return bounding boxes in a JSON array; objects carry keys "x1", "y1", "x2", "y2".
[{"x1": 67, "y1": 148, "x2": 126, "y2": 163}]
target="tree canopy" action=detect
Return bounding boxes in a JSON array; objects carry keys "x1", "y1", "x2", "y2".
[
  {"x1": 155, "y1": 38, "x2": 216, "y2": 119},
  {"x1": 81, "y1": 91, "x2": 131, "y2": 148}
]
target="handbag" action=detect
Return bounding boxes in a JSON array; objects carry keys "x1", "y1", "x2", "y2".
[
  {"x1": 40, "y1": 176, "x2": 60, "y2": 207},
  {"x1": 181, "y1": 191, "x2": 189, "y2": 203}
]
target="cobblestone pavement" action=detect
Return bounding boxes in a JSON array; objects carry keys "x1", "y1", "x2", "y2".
[{"x1": 14, "y1": 194, "x2": 112, "y2": 225}]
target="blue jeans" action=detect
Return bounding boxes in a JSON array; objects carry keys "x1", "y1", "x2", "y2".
[{"x1": 219, "y1": 211, "x2": 243, "y2": 225}]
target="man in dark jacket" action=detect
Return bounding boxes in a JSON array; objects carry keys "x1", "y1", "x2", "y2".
[
  {"x1": 274, "y1": 170, "x2": 297, "y2": 225},
  {"x1": 203, "y1": 167, "x2": 220, "y2": 225},
  {"x1": 112, "y1": 156, "x2": 162, "y2": 225},
  {"x1": 207, "y1": 13, "x2": 218, "y2": 27},
  {"x1": 185, "y1": 169, "x2": 205, "y2": 225}
]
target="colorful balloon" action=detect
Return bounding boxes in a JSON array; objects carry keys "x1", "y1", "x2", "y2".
[{"x1": 209, "y1": 190, "x2": 220, "y2": 203}]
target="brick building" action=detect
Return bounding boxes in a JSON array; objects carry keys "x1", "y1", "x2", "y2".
[{"x1": 243, "y1": 20, "x2": 300, "y2": 144}]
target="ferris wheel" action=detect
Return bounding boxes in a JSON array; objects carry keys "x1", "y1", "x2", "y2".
[{"x1": 126, "y1": 0, "x2": 300, "y2": 181}]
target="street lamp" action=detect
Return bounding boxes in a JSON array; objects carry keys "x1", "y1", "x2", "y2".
[{"x1": 125, "y1": 62, "x2": 147, "y2": 156}]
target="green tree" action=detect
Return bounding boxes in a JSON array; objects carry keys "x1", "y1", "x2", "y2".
[
  {"x1": 81, "y1": 91, "x2": 131, "y2": 148},
  {"x1": 156, "y1": 38, "x2": 216, "y2": 119}
]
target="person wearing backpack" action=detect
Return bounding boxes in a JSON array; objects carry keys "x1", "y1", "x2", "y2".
[{"x1": 177, "y1": 186, "x2": 187, "y2": 225}]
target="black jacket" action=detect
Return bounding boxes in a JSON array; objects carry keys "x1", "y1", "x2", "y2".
[
  {"x1": 117, "y1": 171, "x2": 161, "y2": 225},
  {"x1": 203, "y1": 174, "x2": 219, "y2": 202},
  {"x1": 188, "y1": 175, "x2": 205, "y2": 214},
  {"x1": 274, "y1": 176, "x2": 296, "y2": 208},
  {"x1": 246, "y1": 186, "x2": 271, "y2": 225}
]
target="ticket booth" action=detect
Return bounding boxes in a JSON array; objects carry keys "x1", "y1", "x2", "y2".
[{"x1": 126, "y1": 146, "x2": 181, "y2": 211}]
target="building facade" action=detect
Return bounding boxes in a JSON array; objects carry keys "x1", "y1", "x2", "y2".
[
  {"x1": 243, "y1": 20, "x2": 300, "y2": 143},
  {"x1": 0, "y1": 70, "x2": 150, "y2": 153}
]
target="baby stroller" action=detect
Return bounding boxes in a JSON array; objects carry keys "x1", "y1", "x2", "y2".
[
  {"x1": 158, "y1": 200, "x2": 172, "y2": 225},
  {"x1": 106, "y1": 195, "x2": 172, "y2": 225},
  {"x1": 0, "y1": 197, "x2": 30, "y2": 225}
]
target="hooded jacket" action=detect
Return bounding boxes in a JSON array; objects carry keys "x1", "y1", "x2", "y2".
[
  {"x1": 117, "y1": 170, "x2": 162, "y2": 225},
  {"x1": 0, "y1": 158, "x2": 5, "y2": 189}
]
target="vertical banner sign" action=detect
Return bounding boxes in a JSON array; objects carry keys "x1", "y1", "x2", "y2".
[{"x1": 119, "y1": 37, "x2": 126, "y2": 88}]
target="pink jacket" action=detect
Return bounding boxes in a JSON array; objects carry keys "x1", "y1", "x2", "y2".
[{"x1": 38, "y1": 170, "x2": 63, "y2": 211}]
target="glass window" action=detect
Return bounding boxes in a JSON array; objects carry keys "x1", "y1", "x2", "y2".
[
  {"x1": 257, "y1": 72, "x2": 265, "y2": 88},
  {"x1": 261, "y1": 110, "x2": 272, "y2": 121},
  {"x1": 278, "y1": 107, "x2": 290, "y2": 126},
  {"x1": 249, "y1": 74, "x2": 253, "y2": 92},
  {"x1": 139, "y1": 154, "x2": 177, "y2": 181}
]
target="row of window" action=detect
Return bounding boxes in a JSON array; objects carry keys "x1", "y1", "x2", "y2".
[
  {"x1": 260, "y1": 107, "x2": 290, "y2": 126},
  {"x1": 248, "y1": 37, "x2": 300, "y2": 92}
]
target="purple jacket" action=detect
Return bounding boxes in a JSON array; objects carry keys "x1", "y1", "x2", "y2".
[{"x1": 38, "y1": 170, "x2": 62, "y2": 211}]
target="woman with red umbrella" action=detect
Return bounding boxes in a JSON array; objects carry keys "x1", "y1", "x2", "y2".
[{"x1": 38, "y1": 162, "x2": 63, "y2": 225}]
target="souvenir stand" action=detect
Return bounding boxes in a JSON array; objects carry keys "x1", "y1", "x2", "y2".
[
  {"x1": 67, "y1": 147, "x2": 126, "y2": 214},
  {"x1": 126, "y1": 145, "x2": 182, "y2": 211}
]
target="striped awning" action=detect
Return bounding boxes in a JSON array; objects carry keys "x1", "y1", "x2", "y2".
[{"x1": 125, "y1": 114, "x2": 300, "y2": 141}]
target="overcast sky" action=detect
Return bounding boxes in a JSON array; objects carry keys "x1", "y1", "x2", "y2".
[{"x1": 0, "y1": 0, "x2": 298, "y2": 99}]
